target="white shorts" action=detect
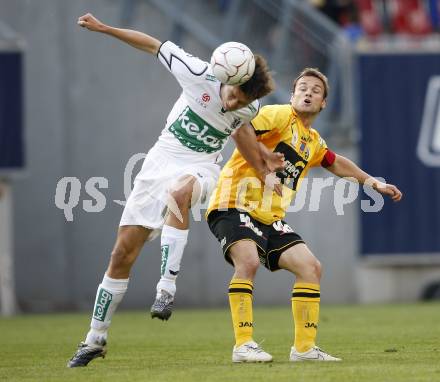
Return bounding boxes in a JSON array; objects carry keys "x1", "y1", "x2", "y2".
[{"x1": 120, "y1": 145, "x2": 220, "y2": 240}]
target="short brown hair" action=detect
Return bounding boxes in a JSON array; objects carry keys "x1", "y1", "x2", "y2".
[
  {"x1": 239, "y1": 54, "x2": 275, "y2": 100},
  {"x1": 292, "y1": 67, "x2": 329, "y2": 99}
]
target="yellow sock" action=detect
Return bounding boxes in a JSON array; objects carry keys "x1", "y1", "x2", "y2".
[
  {"x1": 228, "y1": 278, "x2": 254, "y2": 347},
  {"x1": 291, "y1": 282, "x2": 320, "y2": 353}
]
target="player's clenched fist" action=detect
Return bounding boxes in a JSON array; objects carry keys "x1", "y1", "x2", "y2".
[
  {"x1": 373, "y1": 181, "x2": 403, "y2": 202},
  {"x1": 77, "y1": 13, "x2": 106, "y2": 32}
]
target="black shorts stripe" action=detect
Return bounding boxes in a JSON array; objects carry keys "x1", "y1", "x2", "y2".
[
  {"x1": 291, "y1": 292, "x2": 321, "y2": 298},
  {"x1": 293, "y1": 287, "x2": 320, "y2": 292},
  {"x1": 266, "y1": 240, "x2": 305, "y2": 256},
  {"x1": 223, "y1": 238, "x2": 265, "y2": 258},
  {"x1": 229, "y1": 288, "x2": 253, "y2": 295}
]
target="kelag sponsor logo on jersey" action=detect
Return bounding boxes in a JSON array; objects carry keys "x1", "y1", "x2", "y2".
[
  {"x1": 417, "y1": 76, "x2": 440, "y2": 167},
  {"x1": 169, "y1": 106, "x2": 229, "y2": 153},
  {"x1": 274, "y1": 142, "x2": 307, "y2": 190}
]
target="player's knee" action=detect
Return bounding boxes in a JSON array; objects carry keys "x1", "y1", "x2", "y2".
[
  {"x1": 301, "y1": 257, "x2": 321, "y2": 281},
  {"x1": 312, "y1": 259, "x2": 322, "y2": 280},
  {"x1": 291, "y1": 255, "x2": 321, "y2": 282},
  {"x1": 246, "y1": 256, "x2": 260, "y2": 274},
  {"x1": 170, "y1": 184, "x2": 193, "y2": 210},
  {"x1": 234, "y1": 254, "x2": 260, "y2": 279},
  {"x1": 110, "y1": 244, "x2": 137, "y2": 269}
]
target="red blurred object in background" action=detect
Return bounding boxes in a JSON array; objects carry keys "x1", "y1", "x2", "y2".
[
  {"x1": 356, "y1": 0, "x2": 383, "y2": 36},
  {"x1": 389, "y1": 0, "x2": 432, "y2": 35}
]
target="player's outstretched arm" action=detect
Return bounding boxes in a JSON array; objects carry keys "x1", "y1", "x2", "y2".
[
  {"x1": 326, "y1": 153, "x2": 403, "y2": 202},
  {"x1": 77, "y1": 13, "x2": 161, "y2": 55},
  {"x1": 232, "y1": 123, "x2": 285, "y2": 195},
  {"x1": 232, "y1": 123, "x2": 285, "y2": 173}
]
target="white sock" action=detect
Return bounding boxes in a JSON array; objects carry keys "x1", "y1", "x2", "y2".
[
  {"x1": 85, "y1": 274, "x2": 129, "y2": 345},
  {"x1": 156, "y1": 225, "x2": 189, "y2": 298}
]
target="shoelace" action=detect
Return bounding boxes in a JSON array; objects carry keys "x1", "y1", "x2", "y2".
[
  {"x1": 312, "y1": 346, "x2": 332, "y2": 359},
  {"x1": 155, "y1": 295, "x2": 173, "y2": 307},
  {"x1": 157, "y1": 291, "x2": 173, "y2": 303},
  {"x1": 69, "y1": 344, "x2": 93, "y2": 361},
  {"x1": 245, "y1": 340, "x2": 266, "y2": 353}
]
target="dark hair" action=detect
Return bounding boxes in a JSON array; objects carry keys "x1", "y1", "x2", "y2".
[
  {"x1": 292, "y1": 67, "x2": 329, "y2": 99},
  {"x1": 239, "y1": 54, "x2": 275, "y2": 100}
]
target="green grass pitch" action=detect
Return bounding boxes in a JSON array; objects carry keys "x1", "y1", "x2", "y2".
[{"x1": 0, "y1": 303, "x2": 439, "y2": 382}]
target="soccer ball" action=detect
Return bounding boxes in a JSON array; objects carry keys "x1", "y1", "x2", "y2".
[{"x1": 210, "y1": 42, "x2": 255, "y2": 85}]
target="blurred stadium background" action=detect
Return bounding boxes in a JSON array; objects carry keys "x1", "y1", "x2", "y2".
[{"x1": 1, "y1": 0, "x2": 440, "y2": 317}]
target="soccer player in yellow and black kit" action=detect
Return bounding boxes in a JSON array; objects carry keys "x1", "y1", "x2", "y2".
[{"x1": 206, "y1": 68, "x2": 402, "y2": 363}]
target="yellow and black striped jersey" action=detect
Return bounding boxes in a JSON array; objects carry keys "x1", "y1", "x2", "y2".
[{"x1": 206, "y1": 104, "x2": 335, "y2": 225}]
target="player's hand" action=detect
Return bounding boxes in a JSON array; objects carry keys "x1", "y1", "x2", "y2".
[
  {"x1": 261, "y1": 151, "x2": 284, "y2": 196},
  {"x1": 373, "y1": 182, "x2": 403, "y2": 202},
  {"x1": 257, "y1": 171, "x2": 283, "y2": 197},
  {"x1": 264, "y1": 151, "x2": 285, "y2": 173},
  {"x1": 77, "y1": 13, "x2": 106, "y2": 32}
]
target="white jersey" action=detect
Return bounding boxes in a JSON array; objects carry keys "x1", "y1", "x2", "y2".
[
  {"x1": 153, "y1": 41, "x2": 260, "y2": 163},
  {"x1": 122, "y1": 41, "x2": 259, "y2": 231}
]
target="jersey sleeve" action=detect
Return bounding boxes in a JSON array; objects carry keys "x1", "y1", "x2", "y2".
[
  {"x1": 321, "y1": 149, "x2": 336, "y2": 167},
  {"x1": 309, "y1": 135, "x2": 336, "y2": 168},
  {"x1": 157, "y1": 41, "x2": 209, "y2": 88},
  {"x1": 238, "y1": 100, "x2": 261, "y2": 127},
  {"x1": 250, "y1": 105, "x2": 281, "y2": 135}
]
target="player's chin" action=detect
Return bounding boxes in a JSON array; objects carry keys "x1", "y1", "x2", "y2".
[{"x1": 297, "y1": 106, "x2": 318, "y2": 114}]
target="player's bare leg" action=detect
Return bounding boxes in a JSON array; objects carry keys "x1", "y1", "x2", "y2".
[
  {"x1": 278, "y1": 244, "x2": 341, "y2": 361},
  {"x1": 227, "y1": 241, "x2": 273, "y2": 363},
  {"x1": 68, "y1": 225, "x2": 152, "y2": 367},
  {"x1": 151, "y1": 175, "x2": 201, "y2": 320}
]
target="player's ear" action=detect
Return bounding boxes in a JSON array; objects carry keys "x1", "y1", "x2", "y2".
[{"x1": 320, "y1": 99, "x2": 327, "y2": 111}]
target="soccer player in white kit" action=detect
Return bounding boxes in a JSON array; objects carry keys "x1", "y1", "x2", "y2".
[{"x1": 68, "y1": 13, "x2": 283, "y2": 367}]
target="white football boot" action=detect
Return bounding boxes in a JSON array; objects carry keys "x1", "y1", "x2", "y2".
[
  {"x1": 290, "y1": 346, "x2": 341, "y2": 362},
  {"x1": 232, "y1": 340, "x2": 273, "y2": 363}
]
